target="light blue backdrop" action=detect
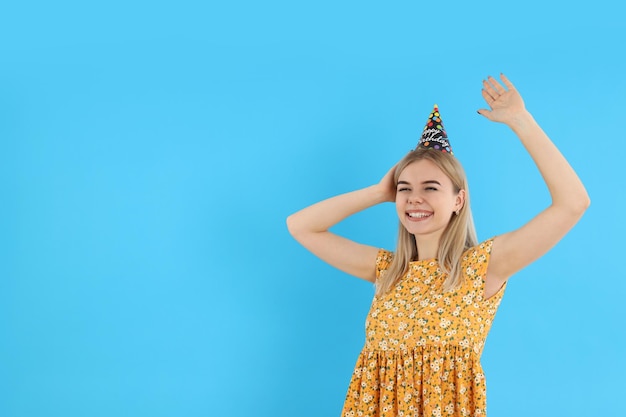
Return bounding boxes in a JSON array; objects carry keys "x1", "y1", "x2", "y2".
[{"x1": 1, "y1": 1, "x2": 624, "y2": 416}]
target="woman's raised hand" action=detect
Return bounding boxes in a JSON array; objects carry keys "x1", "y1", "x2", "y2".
[
  {"x1": 376, "y1": 163, "x2": 398, "y2": 203},
  {"x1": 477, "y1": 74, "x2": 527, "y2": 125}
]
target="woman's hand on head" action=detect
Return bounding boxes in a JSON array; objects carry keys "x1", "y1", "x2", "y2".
[
  {"x1": 477, "y1": 74, "x2": 527, "y2": 125},
  {"x1": 375, "y1": 163, "x2": 398, "y2": 203}
]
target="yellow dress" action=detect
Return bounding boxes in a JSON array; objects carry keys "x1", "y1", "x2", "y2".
[{"x1": 341, "y1": 239, "x2": 506, "y2": 417}]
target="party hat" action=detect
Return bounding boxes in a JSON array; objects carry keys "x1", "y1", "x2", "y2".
[{"x1": 416, "y1": 104, "x2": 453, "y2": 155}]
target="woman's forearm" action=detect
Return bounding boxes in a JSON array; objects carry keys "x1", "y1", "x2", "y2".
[
  {"x1": 507, "y1": 110, "x2": 590, "y2": 214},
  {"x1": 286, "y1": 185, "x2": 389, "y2": 237}
]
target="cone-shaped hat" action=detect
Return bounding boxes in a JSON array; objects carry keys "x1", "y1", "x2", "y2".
[{"x1": 416, "y1": 104, "x2": 453, "y2": 155}]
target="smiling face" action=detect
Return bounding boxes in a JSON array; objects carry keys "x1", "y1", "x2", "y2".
[{"x1": 395, "y1": 159, "x2": 465, "y2": 241}]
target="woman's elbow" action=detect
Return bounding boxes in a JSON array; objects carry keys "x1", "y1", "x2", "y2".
[
  {"x1": 582, "y1": 194, "x2": 591, "y2": 212},
  {"x1": 286, "y1": 214, "x2": 301, "y2": 237},
  {"x1": 567, "y1": 193, "x2": 591, "y2": 219},
  {"x1": 577, "y1": 191, "x2": 591, "y2": 214}
]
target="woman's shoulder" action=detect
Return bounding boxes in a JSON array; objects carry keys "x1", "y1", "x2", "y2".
[
  {"x1": 463, "y1": 238, "x2": 494, "y2": 257},
  {"x1": 461, "y1": 238, "x2": 495, "y2": 276},
  {"x1": 375, "y1": 248, "x2": 394, "y2": 278}
]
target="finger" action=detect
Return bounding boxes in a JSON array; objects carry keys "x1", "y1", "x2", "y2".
[
  {"x1": 500, "y1": 73, "x2": 516, "y2": 90},
  {"x1": 482, "y1": 79, "x2": 499, "y2": 99},
  {"x1": 477, "y1": 108, "x2": 492, "y2": 119},
  {"x1": 481, "y1": 88, "x2": 495, "y2": 105},
  {"x1": 488, "y1": 75, "x2": 506, "y2": 94}
]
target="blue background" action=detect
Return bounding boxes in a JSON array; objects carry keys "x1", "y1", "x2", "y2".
[{"x1": 1, "y1": 1, "x2": 624, "y2": 416}]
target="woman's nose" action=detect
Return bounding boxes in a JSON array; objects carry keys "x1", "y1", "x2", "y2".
[{"x1": 408, "y1": 193, "x2": 423, "y2": 204}]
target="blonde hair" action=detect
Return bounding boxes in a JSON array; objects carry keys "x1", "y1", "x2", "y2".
[{"x1": 376, "y1": 149, "x2": 478, "y2": 296}]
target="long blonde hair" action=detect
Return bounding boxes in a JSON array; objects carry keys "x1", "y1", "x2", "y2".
[{"x1": 376, "y1": 149, "x2": 478, "y2": 295}]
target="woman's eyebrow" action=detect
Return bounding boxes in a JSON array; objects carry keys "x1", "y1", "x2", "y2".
[{"x1": 397, "y1": 180, "x2": 442, "y2": 186}]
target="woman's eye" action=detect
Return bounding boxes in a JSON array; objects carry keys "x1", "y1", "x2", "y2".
[
  {"x1": 425, "y1": 187, "x2": 438, "y2": 191},
  {"x1": 397, "y1": 187, "x2": 410, "y2": 192}
]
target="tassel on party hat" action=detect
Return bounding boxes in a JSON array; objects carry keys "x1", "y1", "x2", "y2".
[{"x1": 416, "y1": 104, "x2": 453, "y2": 155}]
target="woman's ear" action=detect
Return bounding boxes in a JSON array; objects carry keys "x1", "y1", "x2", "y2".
[{"x1": 455, "y1": 189, "x2": 466, "y2": 211}]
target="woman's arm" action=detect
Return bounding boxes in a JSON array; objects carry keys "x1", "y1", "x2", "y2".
[
  {"x1": 286, "y1": 166, "x2": 396, "y2": 282},
  {"x1": 479, "y1": 74, "x2": 591, "y2": 298}
]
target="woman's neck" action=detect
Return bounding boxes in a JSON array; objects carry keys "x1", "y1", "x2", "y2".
[{"x1": 414, "y1": 235, "x2": 441, "y2": 260}]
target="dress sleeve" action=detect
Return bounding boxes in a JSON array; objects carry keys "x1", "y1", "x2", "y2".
[
  {"x1": 463, "y1": 238, "x2": 494, "y2": 281},
  {"x1": 375, "y1": 249, "x2": 394, "y2": 281},
  {"x1": 462, "y1": 238, "x2": 507, "y2": 302}
]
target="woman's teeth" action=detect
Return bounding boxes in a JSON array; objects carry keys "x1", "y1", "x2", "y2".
[{"x1": 408, "y1": 212, "x2": 431, "y2": 218}]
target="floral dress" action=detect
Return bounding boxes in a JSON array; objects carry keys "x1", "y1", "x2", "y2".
[{"x1": 341, "y1": 239, "x2": 506, "y2": 417}]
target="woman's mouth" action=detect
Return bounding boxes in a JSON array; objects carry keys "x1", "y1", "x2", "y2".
[{"x1": 407, "y1": 211, "x2": 433, "y2": 221}]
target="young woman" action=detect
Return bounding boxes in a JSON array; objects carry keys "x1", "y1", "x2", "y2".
[{"x1": 286, "y1": 74, "x2": 589, "y2": 416}]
